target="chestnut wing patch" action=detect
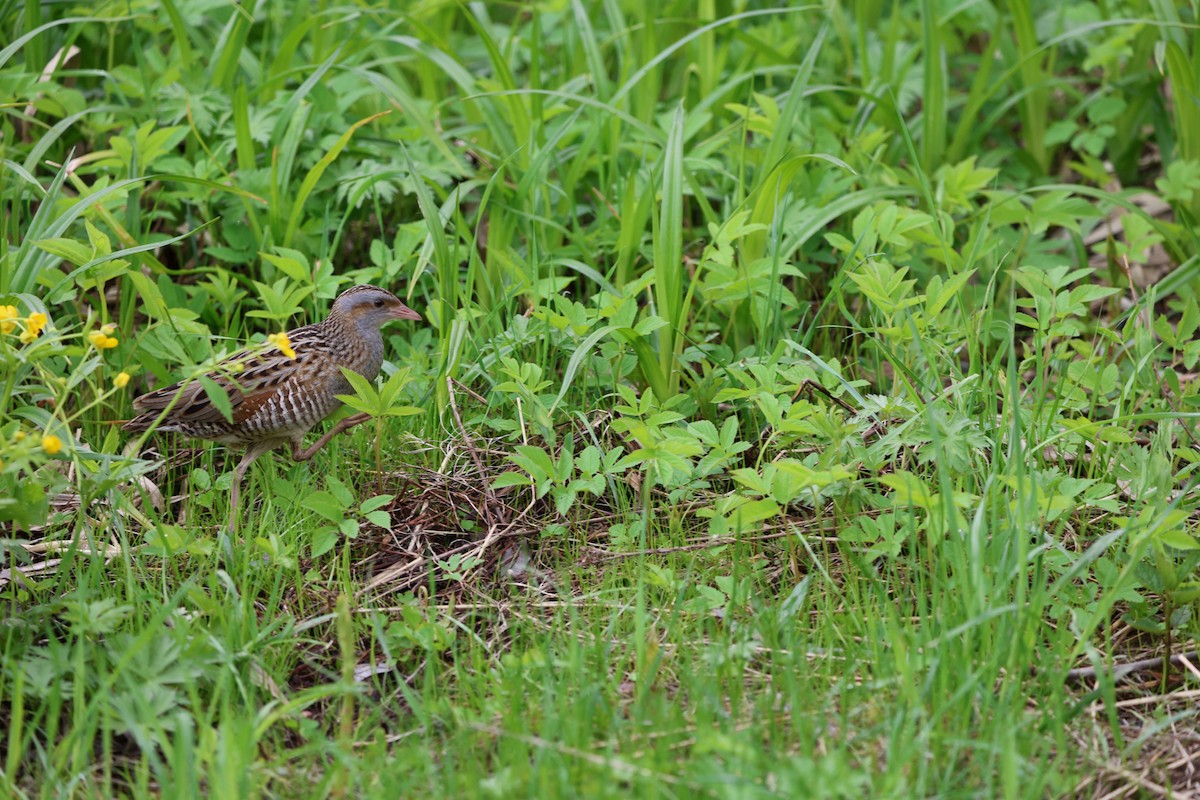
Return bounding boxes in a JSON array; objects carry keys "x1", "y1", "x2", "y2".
[{"x1": 231, "y1": 386, "x2": 279, "y2": 425}]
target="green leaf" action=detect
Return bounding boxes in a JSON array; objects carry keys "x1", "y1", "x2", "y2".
[
  {"x1": 492, "y1": 472, "x2": 534, "y2": 489},
  {"x1": 879, "y1": 471, "x2": 934, "y2": 509},
  {"x1": 335, "y1": 368, "x2": 382, "y2": 415},
  {"x1": 260, "y1": 248, "x2": 310, "y2": 282},
  {"x1": 1181, "y1": 297, "x2": 1200, "y2": 341},
  {"x1": 1169, "y1": 582, "x2": 1200, "y2": 603},
  {"x1": 719, "y1": 497, "x2": 782, "y2": 532},
  {"x1": 683, "y1": 585, "x2": 728, "y2": 613},
  {"x1": 633, "y1": 315, "x2": 668, "y2": 336},
  {"x1": 302, "y1": 491, "x2": 345, "y2": 524},
  {"x1": 1157, "y1": 528, "x2": 1200, "y2": 551},
  {"x1": 85, "y1": 220, "x2": 112, "y2": 255},
  {"x1": 508, "y1": 445, "x2": 557, "y2": 483},
  {"x1": 360, "y1": 494, "x2": 394, "y2": 514},
  {"x1": 7, "y1": 479, "x2": 49, "y2": 530},
  {"x1": 125, "y1": 272, "x2": 171, "y2": 320},
  {"x1": 926, "y1": 268, "x2": 975, "y2": 317},
  {"x1": 326, "y1": 477, "x2": 355, "y2": 507},
  {"x1": 383, "y1": 405, "x2": 423, "y2": 418},
  {"x1": 553, "y1": 487, "x2": 578, "y2": 516},
  {"x1": 311, "y1": 527, "x2": 338, "y2": 558},
  {"x1": 34, "y1": 237, "x2": 92, "y2": 266},
  {"x1": 364, "y1": 510, "x2": 391, "y2": 529},
  {"x1": 1093, "y1": 427, "x2": 1134, "y2": 443},
  {"x1": 191, "y1": 468, "x2": 212, "y2": 492},
  {"x1": 196, "y1": 376, "x2": 234, "y2": 424}
]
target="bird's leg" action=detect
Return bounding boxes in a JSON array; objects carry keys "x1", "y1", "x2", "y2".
[
  {"x1": 226, "y1": 440, "x2": 277, "y2": 533},
  {"x1": 290, "y1": 413, "x2": 372, "y2": 462}
]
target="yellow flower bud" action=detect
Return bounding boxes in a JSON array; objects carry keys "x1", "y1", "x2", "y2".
[
  {"x1": 89, "y1": 330, "x2": 119, "y2": 349},
  {"x1": 100, "y1": 323, "x2": 117, "y2": 335},
  {"x1": 41, "y1": 434, "x2": 62, "y2": 455},
  {"x1": 0, "y1": 305, "x2": 16, "y2": 335},
  {"x1": 114, "y1": 372, "x2": 131, "y2": 389},
  {"x1": 19, "y1": 311, "x2": 48, "y2": 344},
  {"x1": 14, "y1": 431, "x2": 25, "y2": 442},
  {"x1": 268, "y1": 331, "x2": 296, "y2": 360}
]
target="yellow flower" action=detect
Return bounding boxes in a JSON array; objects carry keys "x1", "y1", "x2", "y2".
[
  {"x1": 20, "y1": 311, "x2": 48, "y2": 344},
  {"x1": 0, "y1": 305, "x2": 16, "y2": 335},
  {"x1": 114, "y1": 372, "x2": 131, "y2": 389},
  {"x1": 41, "y1": 434, "x2": 62, "y2": 455},
  {"x1": 88, "y1": 330, "x2": 119, "y2": 349},
  {"x1": 268, "y1": 331, "x2": 296, "y2": 360}
]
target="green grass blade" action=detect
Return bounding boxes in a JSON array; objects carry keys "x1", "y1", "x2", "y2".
[
  {"x1": 653, "y1": 104, "x2": 685, "y2": 395},
  {"x1": 920, "y1": 0, "x2": 947, "y2": 171},
  {"x1": 282, "y1": 111, "x2": 389, "y2": 247}
]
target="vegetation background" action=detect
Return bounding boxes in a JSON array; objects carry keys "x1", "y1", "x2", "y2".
[{"x1": 3, "y1": 0, "x2": 1200, "y2": 796}]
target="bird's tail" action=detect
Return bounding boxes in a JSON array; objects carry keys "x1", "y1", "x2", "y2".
[{"x1": 122, "y1": 412, "x2": 160, "y2": 434}]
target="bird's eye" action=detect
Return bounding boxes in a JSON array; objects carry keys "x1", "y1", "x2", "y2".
[{"x1": 373, "y1": 299, "x2": 385, "y2": 308}]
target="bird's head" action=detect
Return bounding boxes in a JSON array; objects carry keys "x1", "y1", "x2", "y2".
[{"x1": 330, "y1": 285, "x2": 422, "y2": 328}]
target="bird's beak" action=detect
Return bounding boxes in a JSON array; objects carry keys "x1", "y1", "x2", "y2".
[{"x1": 391, "y1": 302, "x2": 422, "y2": 322}]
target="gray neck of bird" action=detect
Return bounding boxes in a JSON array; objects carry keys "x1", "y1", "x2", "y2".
[{"x1": 326, "y1": 312, "x2": 385, "y2": 370}]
